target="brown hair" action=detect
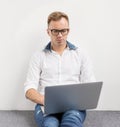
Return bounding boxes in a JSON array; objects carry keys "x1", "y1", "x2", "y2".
[{"x1": 47, "y1": 11, "x2": 69, "y2": 26}]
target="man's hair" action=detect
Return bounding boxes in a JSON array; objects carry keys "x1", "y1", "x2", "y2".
[{"x1": 47, "y1": 11, "x2": 69, "y2": 26}]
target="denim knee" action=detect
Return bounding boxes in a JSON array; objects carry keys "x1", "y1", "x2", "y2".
[
  {"x1": 60, "y1": 110, "x2": 86, "y2": 127},
  {"x1": 63, "y1": 110, "x2": 86, "y2": 122},
  {"x1": 43, "y1": 116, "x2": 59, "y2": 127}
]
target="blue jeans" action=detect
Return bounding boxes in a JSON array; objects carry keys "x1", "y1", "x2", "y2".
[{"x1": 34, "y1": 104, "x2": 86, "y2": 127}]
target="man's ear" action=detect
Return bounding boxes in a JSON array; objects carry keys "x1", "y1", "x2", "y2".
[{"x1": 47, "y1": 29, "x2": 50, "y2": 35}]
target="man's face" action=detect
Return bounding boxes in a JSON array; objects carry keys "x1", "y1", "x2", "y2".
[{"x1": 47, "y1": 17, "x2": 69, "y2": 47}]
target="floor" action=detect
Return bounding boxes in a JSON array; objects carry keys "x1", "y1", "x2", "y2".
[{"x1": 0, "y1": 110, "x2": 120, "y2": 127}]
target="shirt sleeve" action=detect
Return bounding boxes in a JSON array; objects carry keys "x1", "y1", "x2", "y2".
[
  {"x1": 79, "y1": 49, "x2": 96, "y2": 82},
  {"x1": 24, "y1": 51, "x2": 42, "y2": 95}
]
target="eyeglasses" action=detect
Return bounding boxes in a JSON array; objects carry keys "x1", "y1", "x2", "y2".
[{"x1": 49, "y1": 28, "x2": 69, "y2": 36}]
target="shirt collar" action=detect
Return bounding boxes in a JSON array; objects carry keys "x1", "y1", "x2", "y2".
[{"x1": 44, "y1": 41, "x2": 77, "y2": 52}]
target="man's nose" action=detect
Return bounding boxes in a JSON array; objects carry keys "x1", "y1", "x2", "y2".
[{"x1": 57, "y1": 32, "x2": 62, "y2": 36}]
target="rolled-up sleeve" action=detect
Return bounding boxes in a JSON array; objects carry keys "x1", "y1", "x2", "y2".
[{"x1": 24, "y1": 52, "x2": 42, "y2": 95}]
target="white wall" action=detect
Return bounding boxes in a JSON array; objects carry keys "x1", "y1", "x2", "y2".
[{"x1": 0, "y1": 0, "x2": 120, "y2": 110}]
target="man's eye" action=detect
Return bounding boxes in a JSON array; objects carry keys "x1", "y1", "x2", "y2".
[
  {"x1": 62, "y1": 30, "x2": 67, "y2": 32},
  {"x1": 53, "y1": 30, "x2": 59, "y2": 33}
]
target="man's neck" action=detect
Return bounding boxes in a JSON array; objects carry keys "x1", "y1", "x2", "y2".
[{"x1": 51, "y1": 44, "x2": 67, "y2": 55}]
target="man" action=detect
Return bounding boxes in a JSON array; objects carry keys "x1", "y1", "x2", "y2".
[{"x1": 24, "y1": 11, "x2": 95, "y2": 127}]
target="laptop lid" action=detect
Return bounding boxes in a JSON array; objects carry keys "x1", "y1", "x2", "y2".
[{"x1": 44, "y1": 81, "x2": 103, "y2": 115}]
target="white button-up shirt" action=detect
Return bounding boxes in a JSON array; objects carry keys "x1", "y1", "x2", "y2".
[{"x1": 24, "y1": 42, "x2": 95, "y2": 95}]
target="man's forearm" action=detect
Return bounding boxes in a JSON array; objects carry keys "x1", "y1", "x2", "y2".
[{"x1": 25, "y1": 88, "x2": 44, "y2": 105}]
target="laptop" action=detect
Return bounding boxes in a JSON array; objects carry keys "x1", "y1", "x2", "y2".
[{"x1": 44, "y1": 81, "x2": 103, "y2": 115}]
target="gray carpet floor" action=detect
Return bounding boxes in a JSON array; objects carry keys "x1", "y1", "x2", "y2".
[{"x1": 0, "y1": 110, "x2": 120, "y2": 127}]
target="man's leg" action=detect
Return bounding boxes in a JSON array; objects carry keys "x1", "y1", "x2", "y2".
[
  {"x1": 43, "y1": 115, "x2": 59, "y2": 127},
  {"x1": 60, "y1": 110, "x2": 86, "y2": 127},
  {"x1": 34, "y1": 104, "x2": 59, "y2": 127}
]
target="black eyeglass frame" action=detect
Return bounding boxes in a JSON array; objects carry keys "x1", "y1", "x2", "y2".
[{"x1": 49, "y1": 28, "x2": 69, "y2": 36}]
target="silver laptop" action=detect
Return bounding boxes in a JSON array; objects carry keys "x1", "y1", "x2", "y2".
[{"x1": 44, "y1": 81, "x2": 103, "y2": 114}]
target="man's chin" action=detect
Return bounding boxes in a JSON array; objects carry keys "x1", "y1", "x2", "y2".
[
  {"x1": 57, "y1": 42, "x2": 65, "y2": 46},
  {"x1": 57, "y1": 40, "x2": 66, "y2": 44}
]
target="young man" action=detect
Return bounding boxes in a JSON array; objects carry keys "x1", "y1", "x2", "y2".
[{"x1": 24, "y1": 11, "x2": 95, "y2": 127}]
